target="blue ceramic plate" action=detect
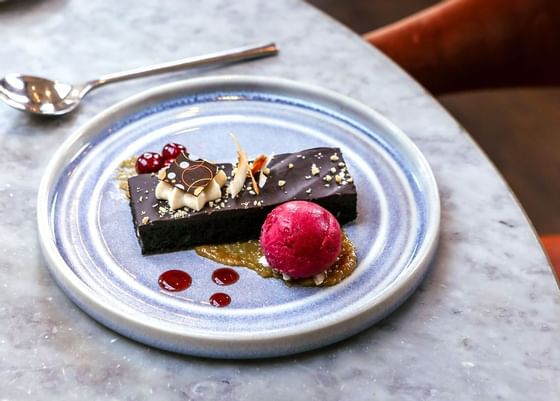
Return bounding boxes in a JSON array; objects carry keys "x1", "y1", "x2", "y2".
[{"x1": 37, "y1": 76, "x2": 440, "y2": 358}]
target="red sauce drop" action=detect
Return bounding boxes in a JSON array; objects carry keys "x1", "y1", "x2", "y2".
[
  {"x1": 211, "y1": 268, "x2": 240, "y2": 286},
  {"x1": 209, "y1": 293, "x2": 231, "y2": 307},
  {"x1": 158, "y1": 270, "x2": 192, "y2": 292}
]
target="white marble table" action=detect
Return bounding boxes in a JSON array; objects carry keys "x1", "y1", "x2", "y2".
[{"x1": 0, "y1": 0, "x2": 558, "y2": 399}]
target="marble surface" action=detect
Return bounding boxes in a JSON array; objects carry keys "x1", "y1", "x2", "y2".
[{"x1": 0, "y1": 0, "x2": 558, "y2": 399}]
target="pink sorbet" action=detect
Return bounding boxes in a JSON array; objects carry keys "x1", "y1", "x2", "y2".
[{"x1": 260, "y1": 201, "x2": 342, "y2": 278}]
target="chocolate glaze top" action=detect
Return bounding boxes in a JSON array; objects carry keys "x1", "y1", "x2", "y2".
[{"x1": 128, "y1": 147, "x2": 356, "y2": 226}]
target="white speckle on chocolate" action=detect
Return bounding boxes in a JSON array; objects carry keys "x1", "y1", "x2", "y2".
[{"x1": 168, "y1": 172, "x2": 176, "y2": 179}]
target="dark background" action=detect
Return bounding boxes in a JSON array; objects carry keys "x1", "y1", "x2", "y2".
[{"x1": 309, "y1": 0, "x2": 560, "y2": 234}]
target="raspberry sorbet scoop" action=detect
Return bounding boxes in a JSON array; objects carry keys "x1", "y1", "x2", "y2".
[{"x1": 260, "y1": 201, "x2": 342, "y2": 278}]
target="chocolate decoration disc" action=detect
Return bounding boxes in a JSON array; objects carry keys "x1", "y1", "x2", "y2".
[{"x1": 164, "y1": 152, "x2": 218, "y2": 196}]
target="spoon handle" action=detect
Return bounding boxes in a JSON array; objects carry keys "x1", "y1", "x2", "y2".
[{"x1": 89, "y1": 42, "x2": 278, "y2": 88}]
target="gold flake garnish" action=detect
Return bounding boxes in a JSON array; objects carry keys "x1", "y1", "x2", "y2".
[
  {"x1": 248, "y1": 168, "x2": 260, "y2": 195},
  {"x1": 250, "y1": 154, "x2": 268, "y2": 176},
  {"x1": 142, "y1": 216, "x2": 150, "y2": 224}
]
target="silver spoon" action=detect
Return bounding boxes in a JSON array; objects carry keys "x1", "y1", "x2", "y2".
[{"x1": 0, "y1": 42, "x2": 278, "y2": 116}]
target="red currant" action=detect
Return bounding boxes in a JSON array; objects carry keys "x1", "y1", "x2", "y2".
[
  {"x1": 135, "y1": 152, "x2": 163, "y2": 174},
  {"x1": 162, "y1": 143, "x2": 186, "y2": 161},
  {"x1": 163, "y1": 158, "x2": 175, "y2": 168}
]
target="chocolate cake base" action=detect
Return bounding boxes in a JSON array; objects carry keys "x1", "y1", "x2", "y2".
[{"x1": 128, "y1": 147, "x2": 357, "y2": 254}]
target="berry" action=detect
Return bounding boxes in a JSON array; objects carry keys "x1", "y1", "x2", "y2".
[
  {"x1": 162, "y1": 143, "x2": 186, "y2": 161},
  {"x1": 135, "y1": 152, "x2": 163, "y2": 174},
  {"x1": 163, "y1": 158, "x2": 175, "y2": 168}
]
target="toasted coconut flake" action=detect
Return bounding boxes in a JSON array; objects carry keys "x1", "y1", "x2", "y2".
[
  {"x1": 228, "y1": 134, "x2": 249, "y2": 198},
  {"x1": 258, "y1": 153, "x2": 274, "y2": 188}
]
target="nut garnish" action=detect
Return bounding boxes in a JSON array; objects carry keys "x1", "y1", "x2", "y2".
[
  {"x1": 278, "y1": 180, "x2": 286, "y2": 187},
  {"x1": 311, "y1": 163, "x2": 320, "y2": 176},
  {"x1": 288, "y1": 163, "x2": 294, "y2": 169},
  {"x1": 142, "y1": 216, "x2": 150, "y2": 224},
  {"x1": 330, "y1": 154, "x2": 339, "y2": 161},
  {"x1": 323, "y1": 174, "x2": 333, "y2": 182}
]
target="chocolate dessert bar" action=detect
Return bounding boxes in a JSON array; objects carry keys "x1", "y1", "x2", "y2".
[{"x1": 128, "y1": 147, "x2": 357, "y2": 254}]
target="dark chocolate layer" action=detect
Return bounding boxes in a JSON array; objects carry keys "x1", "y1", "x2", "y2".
[{"x1": 128, "y1": 147, "x2": 357, "y2": 254}]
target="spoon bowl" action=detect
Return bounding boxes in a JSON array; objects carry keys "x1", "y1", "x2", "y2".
[
  {"x1": 0, "y1": 74, "x2": 88, "y2": 116},
  {"x1": 0, "y1": 42, "x2": 278, "y2": 116}
]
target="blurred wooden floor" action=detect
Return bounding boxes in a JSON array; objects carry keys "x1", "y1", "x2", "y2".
[{"x1": 309, "y1": 0, "x2": 560, "y2": 234}]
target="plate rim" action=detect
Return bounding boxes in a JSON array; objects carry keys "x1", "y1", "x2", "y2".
[{"x1": 36, "y1": 75, "x2": 440, "y2": 357}]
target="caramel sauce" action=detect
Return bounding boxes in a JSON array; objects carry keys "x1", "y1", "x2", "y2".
[
  {"x1": 195, "y1": 232, "x2": 357, "y2": 287},
  {"x1": 116, "y1": 156, "x2": 138, "y2": 197}
]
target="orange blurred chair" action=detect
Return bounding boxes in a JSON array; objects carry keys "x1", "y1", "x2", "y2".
[{"x1": 541, "y1": 235, "x2": 560, "y2": 279}]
